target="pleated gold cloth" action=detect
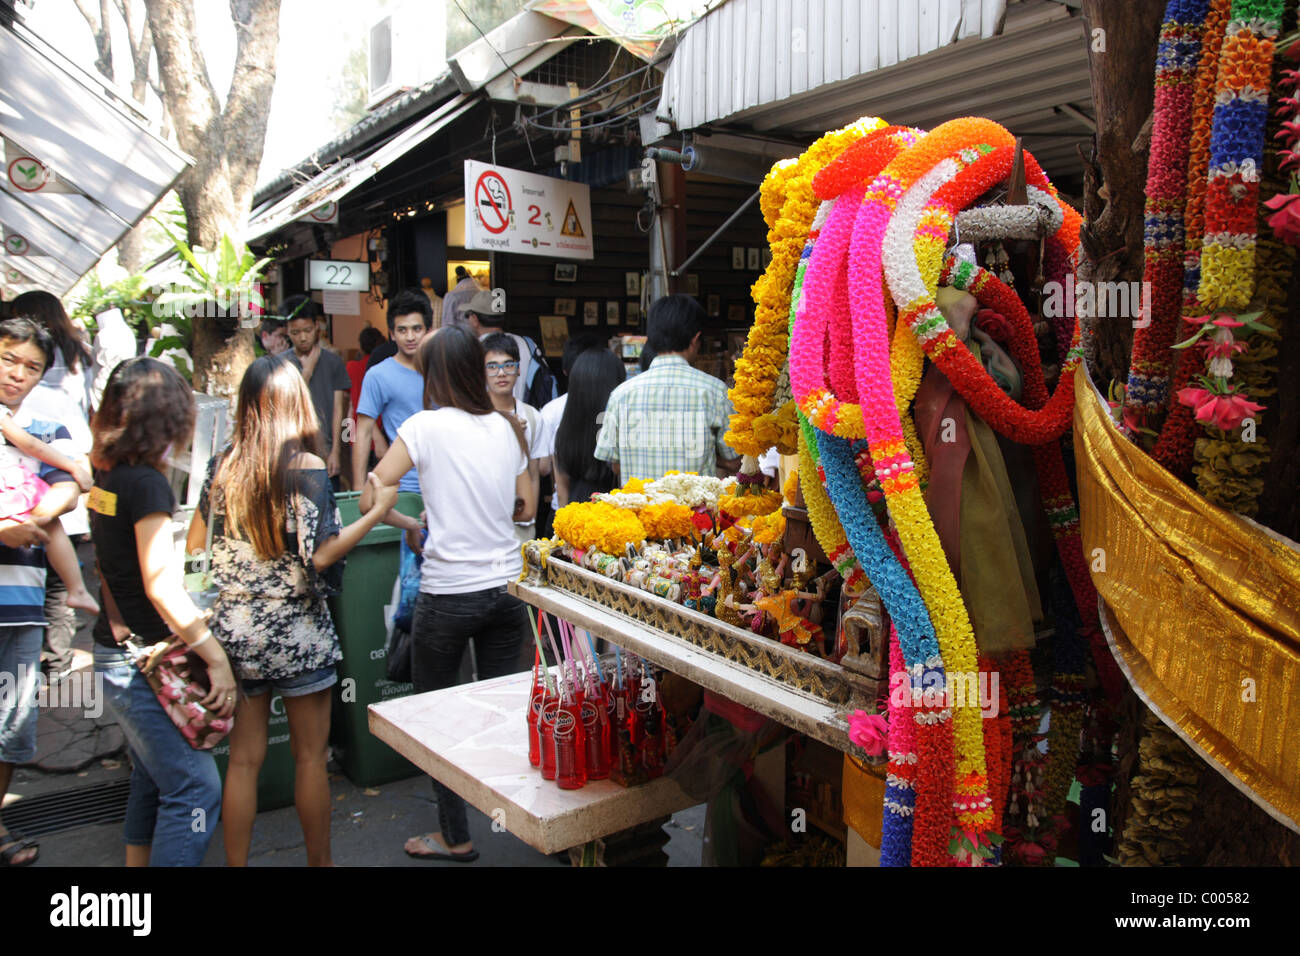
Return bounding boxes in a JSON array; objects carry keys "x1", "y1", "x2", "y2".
[{"x1": 1074, "y1": 366, "x2": 1300, "y2": 832}]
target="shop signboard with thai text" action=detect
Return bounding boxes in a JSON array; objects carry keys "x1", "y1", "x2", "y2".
[{"x1": 463, "y1": 160, "x2": 593, "y2": 260}]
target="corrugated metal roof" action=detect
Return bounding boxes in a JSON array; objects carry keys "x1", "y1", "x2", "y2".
[{"x1": 656, "y1": 0, "x2": 1094, "y2": 189}]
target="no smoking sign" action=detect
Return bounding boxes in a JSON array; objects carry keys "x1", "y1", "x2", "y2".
[{"x1": 475, "y1": 171, "x2": 511, "y2": 234}]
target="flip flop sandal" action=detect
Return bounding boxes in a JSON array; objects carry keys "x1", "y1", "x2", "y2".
[
  {"x1": 0, "y1": 837, "x2": 39, "y2": 867},
  {"x1": 404, "y1": 833, "x2": 479, "y2": 863}
]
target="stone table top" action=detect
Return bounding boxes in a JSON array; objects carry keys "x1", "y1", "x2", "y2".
[{"x1": 368, "y1": 671, "x2": 696, "y2": 855}]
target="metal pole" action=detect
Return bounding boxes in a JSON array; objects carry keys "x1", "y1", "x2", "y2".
[{"x1": 669, "y1": 189, "x2": 760, "y2": 277}]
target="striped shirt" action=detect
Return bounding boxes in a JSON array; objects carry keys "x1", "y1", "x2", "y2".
[
  {"x1": 0, "y1": 409, "x2": 74, "y2": 627},
  {"x1": 593, "y1": 355, "x2": 736, "y2": 482}
]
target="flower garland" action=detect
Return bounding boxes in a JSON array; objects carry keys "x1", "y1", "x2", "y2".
[
  {"x1": 726, "y1": 117, "x2": 887, "y2": 459},
  {"x1": 886, "y1": 143, "x2": 1084, "y2": 446},
  {"x1": 816, "y1": 429, "x2": 955, "y2": 866},
  {"x1": 718, "y1": 486, "x2": 783, "y2": 519},
  {"x1": 790, "y1": 126, "x2": 921, "y2": 440},
  {"x1": 881, "y1": 628, "x2": 917, "y2": 867},
  {"x1": 1124, "y1": 0, "x2": 1213, "y2": 421},
  {"x1": 552, "y1": 501, "x2": 647, "y2": 554},
  {"x1": 1153, "y1": 0, "x2": 1235, "y2": 474},
  {"x1": 637, "y1": 501, "x2": 698, "y2": 540},
  {"x1": 1197, "y1": 0, "x2": 1285, "y2": 313},
  {"x1": 1192, "y1": 88, "x2": 1293, "y2": 514},
  {"x1": 781, "y1": 467, "x2": 799, "y2": 506},
  {"x1": 836, "y1": 123, "x2": 1007, "y2": 837},
  {"x1": 645, "y1": 472, "x2": 730, "y2": 510}
]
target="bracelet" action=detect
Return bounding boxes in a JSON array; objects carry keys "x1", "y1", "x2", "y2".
[{"x1": 188, "y1": 632, "x2": 212, "y2": 651}]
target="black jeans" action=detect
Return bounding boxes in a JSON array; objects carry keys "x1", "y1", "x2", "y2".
[{"x1": 411, "y1": 586, "x2": 531, "y2": 846}]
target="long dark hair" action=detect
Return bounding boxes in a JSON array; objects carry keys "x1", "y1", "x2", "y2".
[
  {"x1": 214, "y1": 354, "x2": 323, "y2": 560},
  {"x1": 10, "y1": 290, "x2": 91, "y2": 373},
  {"x1": 91, "y1": 358, "x2": 194, "y2": 470},
  {"x1": 416, "y1": 326, "x2": 526, "y2": 455},
  {"x1": 555, "y1": 348, "x2": 624, "y2": 486}
]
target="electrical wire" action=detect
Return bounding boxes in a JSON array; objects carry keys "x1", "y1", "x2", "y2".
[{"x1": 451, "y1": 0, "x2": 521, "y2": 81}]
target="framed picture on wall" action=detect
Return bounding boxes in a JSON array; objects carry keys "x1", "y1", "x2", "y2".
[
  {"x1": 747, "y1": 247, "x2": 760, "y2": 270},
  {"x1": 555, "y1": 262, "x2": 578, "y2": 283},
  {"x1": 606, "y1": 300, "x2": 620, "y2": 325},
  {"x1": 686, "y1": 273, "x2": 699, "y2": 296},
  {"x1": 554, "y1": 297, "x2": 577, "y2": 315},
  {"x1": 583, "y1": 301, "x2": 600, "y2": 325},
  {"x1": 539, "y1": 315, "x2": 569, "y2": 357},
  {"x1": 761, "y1": 247, "x2": 773, "y2": 268},
  {"x1": 625, "y1": 272, "x2": 641, "y2": 296},
  {"x1": 707, "y1": 294, "x2": 720, "y2": 316},
  {"x1": 728, "y1": 303, "x2": 745, "y2": 323},
  {"x1": 731, "y1": 246, "x2": 745, "y2": 270},
  {"x1": 627, "y1": 301, "x2": 640, "y2": 325}
]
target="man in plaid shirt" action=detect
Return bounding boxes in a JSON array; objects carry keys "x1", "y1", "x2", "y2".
[{"x1": 595, "y1": 295, "x2": 740, "y2": 482}]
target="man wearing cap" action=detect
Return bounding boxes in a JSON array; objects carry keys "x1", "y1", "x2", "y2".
[{"x1": 453, "y1": 290, "x2": 555, "y2": 407}]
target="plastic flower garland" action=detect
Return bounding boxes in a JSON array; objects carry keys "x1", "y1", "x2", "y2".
[
  {"x1": 881, "y1": 630, "x2": 917, "y2": 867},
  {"x1": 816, "y1": 429, "x2": 955, "y2": 866},
  {"x1": 1153, "y1": 0, "x2": 1235, "y2": 474},
  {"x1": 726, "y1": 117, "x2": 887, "y2": 459},
  {"x1": 1124, "y1": 0, "x2": 1212, "y2": 420},
  {"x1": 1198, "y1": 0, "x2": 1285, "y2": 313}
]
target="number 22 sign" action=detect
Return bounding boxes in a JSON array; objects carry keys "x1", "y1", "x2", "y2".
[{"x1": 306, "y1": 258, "x2": 368, "y2": 292}]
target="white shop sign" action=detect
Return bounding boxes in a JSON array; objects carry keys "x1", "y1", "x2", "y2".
[
  {"x1": 463, "y1": 160, "x2": 593, "y2": 260},
  {"x1": 307, "y1": 258, "x2": 368, "y2": 292}
]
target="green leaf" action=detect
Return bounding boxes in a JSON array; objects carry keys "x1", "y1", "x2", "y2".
[
  {"x1": 987, "y1": 832, "x2": 1005, "y2": 846},
  {"x1": 947, "y1": 839, "x2": 960, "y2": 855}
]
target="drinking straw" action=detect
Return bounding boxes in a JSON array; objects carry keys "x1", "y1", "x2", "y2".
[
  {"x1": 525, "y1": 606, "x2": 555, "y2": 695},
  {"x1": 582, "y1": 630, "x2": 605, "y2": 692},
  {"x1": 567, "y1": 622, "x2": 599, "y2": 697},
  {"x1": 541, "y1": 612, "x2": 569, "y2": 702},
  {"x1": 613, "y1": 645, "x2": 624, "y2": 690}
]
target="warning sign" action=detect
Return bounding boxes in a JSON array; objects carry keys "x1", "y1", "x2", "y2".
[
  {"x1": 560, "y1": 200, "x2": 585, "y2": 238},
  {"x1": 463, "y1": 160, "x2": 592, "y2": 260},
  {"x1": 475, "y1": 171, "x2": 512, "y2": 235}
]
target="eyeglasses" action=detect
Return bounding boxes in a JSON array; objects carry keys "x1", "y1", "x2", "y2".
[{"x1": 486, "y1": 362, "x2": 519, "y2": 374}]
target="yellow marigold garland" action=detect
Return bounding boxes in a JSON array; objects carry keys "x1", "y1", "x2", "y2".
[
  {"x1": 718, "y1": 486, "x2": 783, "y2": 519},
  {"x1": 782, "y1": 467, "x2": 799, "y2": 506},
  {"x1": 636, "y1": 500, "x2": 697, "y2": 540},
  {"x1": 726, "y1": 117, "x2": 888, "y2": 458},
  {"x1": 552, "y1": 501, "x2": 647, "y2": 554}
]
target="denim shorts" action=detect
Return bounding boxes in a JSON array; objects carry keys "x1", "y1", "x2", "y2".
[
  {"x1": 241, "y1": 665, "x2": 337, "y2": 699},
  {"x1": 0, "y1": 625, "x2": 43, "y2": 764}
]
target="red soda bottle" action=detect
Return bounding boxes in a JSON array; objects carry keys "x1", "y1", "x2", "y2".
[
  {"x1": 527, "y1": 670, "x2": 545, "y2": 768},
  {"x1": 554, "y1": 696, "x2": 587, "y2": 790},
  {"x1": 638, "y1": 697, "x2": 665, "y2": 779},
  {"x1": 540, "y1": 697, "x2": 559, "y2": 781},
  {"x1": 582, "y1": 691, "x2": 610, "y2": 780}
]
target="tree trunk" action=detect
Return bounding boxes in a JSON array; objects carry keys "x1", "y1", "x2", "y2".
[
  {"x1": 1076, "y1": 0, "x2": 1166, "y2": 385},
  {"x1": 145, "y1": 0, "x2": 281, "y2": 399}
]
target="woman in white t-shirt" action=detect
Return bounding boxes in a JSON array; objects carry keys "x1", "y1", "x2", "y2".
[{"x1": 361, "y1": 325, "x2": 535, "y2": 863}]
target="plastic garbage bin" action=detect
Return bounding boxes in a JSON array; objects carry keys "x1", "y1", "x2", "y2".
[
  {"x1": 212, "y1": 693, "x2": 295, "y2": 811},
  {"x1": 328, "y1": 490, "x2": 423, "y2": 786}
]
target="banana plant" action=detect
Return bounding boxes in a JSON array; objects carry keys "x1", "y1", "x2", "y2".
[{"x1": 151, "y1": 222, "x2": 272, "y2": 324}]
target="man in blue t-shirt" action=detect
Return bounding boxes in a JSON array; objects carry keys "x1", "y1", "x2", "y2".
[
  {"x1": 0, "y1": 318, "x2": 80, "y2": 867},
  {"x1": 352, "y1": 289, "x2": 432, "y2": 495}
]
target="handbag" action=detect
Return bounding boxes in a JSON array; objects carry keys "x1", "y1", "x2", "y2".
[
  {"x1": 101, "y1": 576, "x2": 234, "y2": 751},
  {"x1": 384, "y1": 533, "x2": 423, "y2": 684}
]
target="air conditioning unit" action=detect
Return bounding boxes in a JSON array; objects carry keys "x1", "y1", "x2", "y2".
[{"x1": 367, "y1": 2, "x2": 447, "y2": 110}]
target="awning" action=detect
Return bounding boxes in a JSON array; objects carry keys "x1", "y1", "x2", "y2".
[
  {"x1": 245, "y1": 95, "x2": 480, "y2": 242},
  {"x1": 652, "y1": 1, "x2": 1096, "y2": 186},
  {"x1": 0, "y1": 20, "x2": 191, "y2": 296}
]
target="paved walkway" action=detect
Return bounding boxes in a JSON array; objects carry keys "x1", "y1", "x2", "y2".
[{"x1": 4, "y1": 546, "x2": 706, "y2": 866}]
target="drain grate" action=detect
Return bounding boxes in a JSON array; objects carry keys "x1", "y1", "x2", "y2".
[{"x1": 3, "y1": 779, "x2": 131, "y2": 838}]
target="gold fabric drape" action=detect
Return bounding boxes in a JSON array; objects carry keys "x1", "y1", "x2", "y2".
[{"x1": 1074, "y1": 366, "x2": 1300, "y2": 832}]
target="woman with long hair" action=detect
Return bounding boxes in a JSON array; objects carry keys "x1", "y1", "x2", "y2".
[
  {"x1": 90, "y1": 358, "x2": 236, "y2": 867},
  {"x1": 186, "y1": 354, "x2": 396, "y2": 866},
  {"x1": 361, "y1": 326, "x2": 534, "y2": 863},
  {"x1": 554, "y1": 348, "x2": 625, "y2": 506}
]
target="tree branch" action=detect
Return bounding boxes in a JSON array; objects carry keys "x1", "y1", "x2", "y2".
[
  {"x1": 221, "y1": 0, "x2": 282, "y2": 211},
  {"x1": 72, "y1": 0, "x2": 114, "y2": 81}
]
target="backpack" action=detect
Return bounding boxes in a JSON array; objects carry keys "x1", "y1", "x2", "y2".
[{"x1": 523, "y1": 337, "x2": 558, "y2": 410}]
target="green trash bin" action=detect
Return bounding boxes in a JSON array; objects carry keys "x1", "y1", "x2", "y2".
[
  {"x1": 211, "y1": 694, "x2": 296, "y2": 811},
  {"x1": 328, "y1": 490, "x2": 423, "y2": 786}
]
